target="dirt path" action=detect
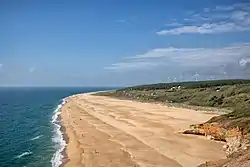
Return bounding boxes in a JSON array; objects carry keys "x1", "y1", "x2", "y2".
[{"x1": 61, "y1": 94, "x2": 226, "y2": 167}]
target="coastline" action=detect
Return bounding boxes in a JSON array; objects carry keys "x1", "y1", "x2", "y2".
[
  {"x1": 58, "y1": 92, "x2": 110, "y2": 167},
  {"x1": 56, "y1": 93, "x2": 94, "y2": 167},
  {"x1": 51, "y1": 98, "x2": 67, "y2": 167},
  {"x1": 59, "y1": 117, "x2": 69, "y2": 167},
  {"x1": 59, "y1": 92, "x2": 226, "y2": 167},
  {"x1": 59, "y1": 97, "x2": 83, "y2": 167}
]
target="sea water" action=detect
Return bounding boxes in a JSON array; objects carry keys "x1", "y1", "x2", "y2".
[{"x1": 0, "y1": 87, "x2": 111, "y2": 167}]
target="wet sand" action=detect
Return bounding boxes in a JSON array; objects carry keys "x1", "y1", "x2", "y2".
[{"x1": 60, "y1": 93, "x2": 226, "y2": 167}]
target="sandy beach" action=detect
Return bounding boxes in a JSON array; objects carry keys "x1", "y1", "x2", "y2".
[{"x1": 60, "y1": 93, "x2": 226, "y2": 167}]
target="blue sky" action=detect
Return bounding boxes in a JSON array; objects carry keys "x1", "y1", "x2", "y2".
[{"x1": 1, "y1": 0, "x2": 250, "y2": 86}]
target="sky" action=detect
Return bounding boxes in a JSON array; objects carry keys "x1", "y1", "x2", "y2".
[{"x1": 1, "y1": 0, "x2": 250, "y2": 87}]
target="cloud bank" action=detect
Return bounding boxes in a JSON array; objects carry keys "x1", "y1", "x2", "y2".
[
  {"x1": 157, "y1": 3, "x2": 250, "y2": 35},
  {"x1": 105, "y1": 43, "x2": 250, "y2": 80}
]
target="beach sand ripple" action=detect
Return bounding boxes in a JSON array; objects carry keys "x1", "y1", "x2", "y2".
[{"x1": 60, "y1": 93, "x2": 226, "y2": 167}]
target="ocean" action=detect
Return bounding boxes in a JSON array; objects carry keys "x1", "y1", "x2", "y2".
[{"x1": 0, "y1": 87, "x2": 111, "y2": 167}]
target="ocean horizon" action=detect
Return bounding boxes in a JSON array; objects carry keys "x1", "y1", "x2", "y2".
[{"x1": 0, "y1": 87, "x2": 115, "y2": 167}]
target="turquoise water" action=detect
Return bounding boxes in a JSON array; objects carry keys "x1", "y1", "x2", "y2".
[{"x1": 0, "y1": 87, "x2": 111, "y2": 167}]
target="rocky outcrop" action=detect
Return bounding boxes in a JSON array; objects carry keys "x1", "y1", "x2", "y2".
[
  {"x1": 183, "y1": 123, "x2": 250, "y2": 167},
  {"x1": 184, "y1": 124, "x2": 250, "y2": 157},
  {"x1": 198, "y1": 148, "x2": 250, "y2": 167}
]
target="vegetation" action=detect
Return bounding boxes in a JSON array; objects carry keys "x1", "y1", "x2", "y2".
[{"x1": 121, "y1": 79, "x2": 250, "y2": 90}]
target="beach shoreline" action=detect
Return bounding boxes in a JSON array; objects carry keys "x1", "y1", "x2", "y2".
[
  {"x1": 59, "y1": 116, "x2": 69, "y2": 167},
  {"x1": 59, "y1": 92, "x2": 226, "y2": 167},
  {"x1": 58, "y1": 93, "x2": 94, "y2": 167}
]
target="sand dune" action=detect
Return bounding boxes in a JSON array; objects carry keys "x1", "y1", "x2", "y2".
[{"x1": 61, "y1": 93, "x2": 226, "y2": 167}]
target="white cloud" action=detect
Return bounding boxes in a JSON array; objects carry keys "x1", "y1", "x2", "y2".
[
  {"x1": 215, "y1": 3, "x2": 250, "y2": 12},
  {"x1": 29, "y1": 67, "x2": 35, "y2": 73},
  {"x1": 165, "y1": 22, "x2": 183, "y2": 27},
  {"x1": 231, "y1": 10, "x2": 249, "y2": 21},
  {"x1": 157, "y1": 3, "x2": 250, "y2": 35},
  {"x1": 183, "y1": 18, "x2": 196, "y2": 22},
  {"x1": 157, "y1": 22, "x2": 250, "y2": 35},
  {"x1": 204, "y1": 8, "x2": 210, "y2": 13},
  {"x1": 116, "y1": 19, "x2": 129, "y2": 24},
  {"x1": 105, "y1": 61, "x2": 158, "y2": 71},
  {"x1": 215, "y1": 5, "x2": 235, "y2": 11},
  {"x1": 105, "y1": 43, "x2": 250, "y2": 73}
]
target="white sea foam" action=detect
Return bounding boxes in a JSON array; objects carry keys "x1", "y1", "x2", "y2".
[
  {"x1": 51, "y1": 99, "x2": 67, "y2": 167},
  {"x1": 29, "y1": 135, "x2": 43, "y2": 141},
  {"x1": 16, "y1": 151, "x2": 32, "y2": 159}
]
